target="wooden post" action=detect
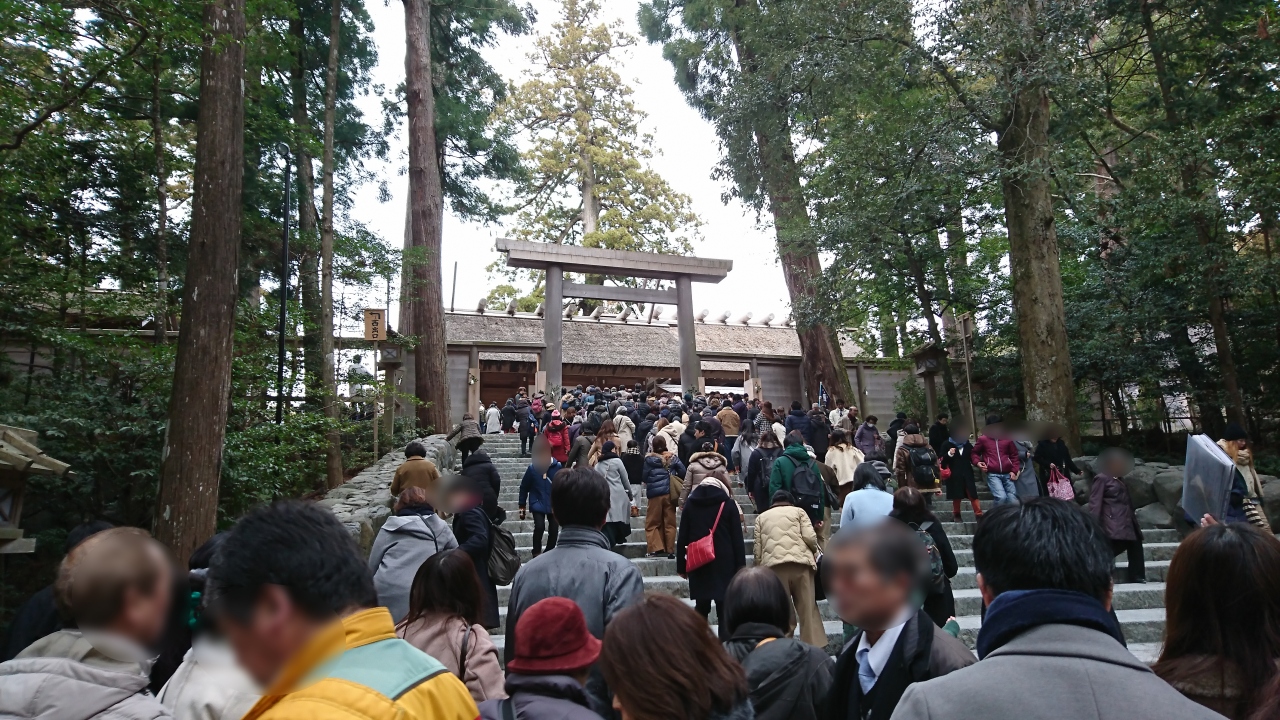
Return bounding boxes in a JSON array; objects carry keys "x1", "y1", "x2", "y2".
[{"x1": 364, "y1": 309, "x2": 386, "y2": 459}]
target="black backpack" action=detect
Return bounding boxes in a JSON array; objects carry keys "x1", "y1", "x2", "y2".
[
  {"x1": 911, "y1": 520, "x2": 947, "y2": 592},
  {"x1": 907, "y1": 444, "x2": 939, "y2": 487},
  {"x1": 783, "y1": 455, "x2": 823, "y2": 523}
]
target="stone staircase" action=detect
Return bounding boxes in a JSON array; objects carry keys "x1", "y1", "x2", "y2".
[{"x1": 462, "y1": 434, "x2": 1170, "y2": 662}]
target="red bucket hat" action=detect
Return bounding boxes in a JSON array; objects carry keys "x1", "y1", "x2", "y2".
[{"x1": 506, "y1": 597, "x2": 601, "y2": 674}]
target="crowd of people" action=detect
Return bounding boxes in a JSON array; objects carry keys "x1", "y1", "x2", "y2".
[{"x1": 1, "y1": 382, "x2": 1278, "y2": 720}]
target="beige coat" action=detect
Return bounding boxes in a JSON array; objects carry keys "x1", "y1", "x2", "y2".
[
  {"x1": 1217, "y1": 439, "x2": 1264, "y2": 498},
  {"x1": 754, "y1": 504, "x2": 819, "y2": 569},
  {"x1": 657, "y1": 421, "x2": 684, "y2": 452},
  {"x1": 825, "y1": 443, "x2": 864, "y2": 486},
  {"x1": 397, "y1": 613, "x2": 506, "y2": 704},
  {"x1": 613, "y1": 414, "x2": 636, "y2": 448},
  {"x1": 682, "y1": 451, "x2": 731, "y2": 505}
]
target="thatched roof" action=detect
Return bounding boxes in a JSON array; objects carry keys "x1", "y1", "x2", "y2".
[{"x1": 447, "y1": 312, "x2": 864, "y2": 368}]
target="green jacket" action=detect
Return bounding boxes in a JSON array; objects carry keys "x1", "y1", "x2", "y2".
[{"x1": 768, "y1": 444, "x2": 824, "y2": 511}]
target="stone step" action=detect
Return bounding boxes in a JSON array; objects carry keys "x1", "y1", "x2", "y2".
[
  {"x1": 486, "y1": 596, "x2": 1167, "y2": 659},
  {"x1": 507, "y1": 530, "x2": 1184, "y2": 562},
  {"x1": 949, "y1": 561, "x2": 1171, "y2": 589},
  {"x1": 952, "y1": 543, "x2": 1180, "y2": 566},
  {"x1": 498, "y1": 516, "x2": 980, "y2": 535}
]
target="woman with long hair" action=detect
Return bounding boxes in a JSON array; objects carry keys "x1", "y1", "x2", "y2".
[
  {"x1": 889, "y1": 487, "x2": 958, "y2": 628},
  {"x1": 600, "y1": 594, "x2": 753, "y2": 720},
  {"x1": 1153, "y1": 523, "x2": 1280, "y2": 718},
  {"x1": 398, "y1": 549, "x2": 506, "y2": 704},
  {"x1": 825, "y1": 428, "x2": 864, "y2": 507},
  {"x1": 588, "y1": 418, "x2": 617, "y2": 466}
]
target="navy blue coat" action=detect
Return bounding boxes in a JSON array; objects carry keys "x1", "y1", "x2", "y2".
[
  {"x1": 642, "y1": 453, "x2": 686, "y2": 499},
  {"x1": 518, "y1": 461, "x2": 561, "y2": 515},
  {"x1": 784, "y1": 409, "x2": 811, "y2": 442}
]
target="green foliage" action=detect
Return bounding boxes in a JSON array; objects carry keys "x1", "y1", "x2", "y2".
[
  {"x1": 493, "y1": 0, "x2": 699, "y2": 302},
  {"x1": 643, "y1": 0, "x2": 1280, "y2": 446},
  {"x1": 892, "y1": 377, "x2": 929, "y2": 426}
]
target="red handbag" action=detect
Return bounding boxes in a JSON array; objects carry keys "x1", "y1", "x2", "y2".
[{"x1": 685, "y1": 502, "x2": 725, "y2": 572}]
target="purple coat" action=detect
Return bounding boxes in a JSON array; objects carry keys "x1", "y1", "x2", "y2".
[
  {"x1": 1087, "y1": 473, "x2": 1140, "y2": 542},
  {"x1": 854, "y1": 422, "x2": 883, "y2": 456}
]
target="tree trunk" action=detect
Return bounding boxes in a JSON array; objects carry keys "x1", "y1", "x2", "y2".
[
  {"x1": 404, "y1": 0, "x2": 450, "y2": 434},
  {"x1": 154, "y1": 0, "x2": 245, "y2": 563},
  {"x1": 727, "y1": 16, "x2": 854, "y2": 407},
  {"x1": 1168, "y1": 321, "x2": 1224, "y2": 436},
  {"x1": 996, "y1": 70, "x2": 1079, "y2": 450},
  {"x1": 291, "y1": 13, "x2": 323, "y2": 407},
  {"x1": 318, "y1": 0, "x2": 344, "y2": 486},
  {"x1": 878, "y1": 307, "x2": 899, "y2": 358},
  {"x1": 1139, "y1": 0, "x2": 1244, "y2": 425},
  {"x1": 904, "y1": 235, "x2": 961, "y2": 414},
  {"x1": 152, "y1": 41, "x2": 169, "y2": 343},
  {"x1": 752, "y1": 112, "x2": 854, "y2": 403},
  {"x1": 581, "y1": 145, "x2": 599, "y2": 237}
]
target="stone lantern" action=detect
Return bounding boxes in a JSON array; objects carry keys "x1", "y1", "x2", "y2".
[
  {"x1": 0, "y1": 425, "x2": 71, "y2": 554},
  {"x1": 911, "y1": 343, "x2": 949, "y2": 421}
]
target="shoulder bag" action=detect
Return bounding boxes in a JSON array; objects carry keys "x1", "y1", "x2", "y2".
[{"x1": 685, "y1": 502, "x2": 725, "y2": 572}]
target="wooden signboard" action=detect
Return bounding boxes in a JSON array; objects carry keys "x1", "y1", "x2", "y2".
[{"x1": 363, "y1": 309, "x2": 387, "y2": 342}]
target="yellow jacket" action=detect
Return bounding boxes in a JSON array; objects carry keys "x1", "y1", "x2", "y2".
[{"x1": 243, "y1": 607, "x2": 479, "y2": 720}]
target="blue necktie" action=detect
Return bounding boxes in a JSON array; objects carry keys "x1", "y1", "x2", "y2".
[{"x1": 857, "y1": 646, "x2": 876, "y2": 694}]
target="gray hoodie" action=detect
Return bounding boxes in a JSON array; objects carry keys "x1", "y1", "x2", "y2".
[
  {"x1": 368, "y1": 511, "x2": 459, "y2": 622},
  {"x1": 0, "y1": 630, "x2": 172, "y2": 719}
]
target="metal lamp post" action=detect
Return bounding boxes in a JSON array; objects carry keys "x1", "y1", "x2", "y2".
[{"x1": 276, "y1": 144, "x2": 292, "y2": 424}]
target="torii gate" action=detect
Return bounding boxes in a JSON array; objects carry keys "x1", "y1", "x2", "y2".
[{"x1": 494, "y1": 239, "x2": 733, "y2": 394}]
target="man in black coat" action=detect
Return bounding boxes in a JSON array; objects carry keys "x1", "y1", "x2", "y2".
[
  {"x1": 928, "y1": 414, "x2": 950, "y2": 456},
  {"x1": 823, "y1": 522, "x2": 974, "y2": 720},
  {"x1": 460, "y1": 449, "x2": 504, "y2": 523},
  {"x1": 886, "y1": 412, "x2": 908, "y2": 463}
]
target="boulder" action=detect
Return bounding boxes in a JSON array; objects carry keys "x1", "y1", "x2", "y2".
[
  {"x1": 1123, "y1": 465, "x2": 1159, "y2": 508},
  {"x1": 1261, "y1": 475, "x2": 1280, "y2": 529},
  {"x1": 1154, "y1": 470, "x2": 1184, "y2": 513},
  {"x1": 1072, "y1": 476, "x2": 1092, "y2": 505},
  {"x1": 1135, "y1": 502, "x2": 1174, "y2": 529},
  {"x1": 322, "y1": 432, "x2": 453, "y2": 556},
  {"x1": 1075, "y1": 456, "x2": 1097, "y2": 479}
]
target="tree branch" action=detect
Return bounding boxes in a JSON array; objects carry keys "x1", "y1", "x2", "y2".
[{"x1": 1, "y1": 24, "x2": 149, "y2": 151}]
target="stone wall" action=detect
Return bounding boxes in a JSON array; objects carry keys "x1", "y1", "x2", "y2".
[
  {"x1": 1071, "y1": 455, "x2": 1280, "y2": 531},
  {"x1": 320, "y1": 434, "x2": 455, "y2": 555}
]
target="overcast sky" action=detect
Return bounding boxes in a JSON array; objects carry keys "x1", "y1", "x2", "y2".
[{"x1": 345, "y1": 0, "x2": 792, "y2": 333}]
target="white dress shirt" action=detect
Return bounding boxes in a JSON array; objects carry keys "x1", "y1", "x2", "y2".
[{"x1": 855, "y1": 605, "x2": 916, "y2": 689}]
